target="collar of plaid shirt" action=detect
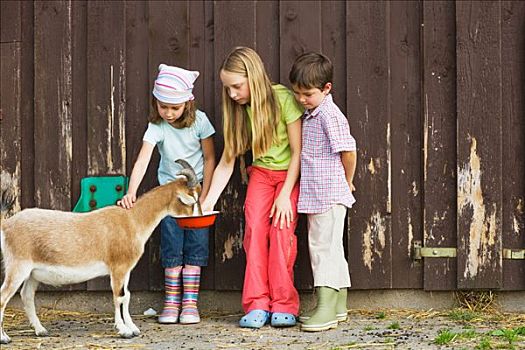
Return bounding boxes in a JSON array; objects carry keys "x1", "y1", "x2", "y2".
[{"x1": 303, "y1": 93, "x2": 333, "y2": 120}]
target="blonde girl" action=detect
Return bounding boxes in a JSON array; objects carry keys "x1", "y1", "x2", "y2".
[
  {"x1": 119, "y1": 64, "x2": 215, "y2": 325},
  {"x1": 202, "y1": 47, "x2": 303, "y2": 328}
]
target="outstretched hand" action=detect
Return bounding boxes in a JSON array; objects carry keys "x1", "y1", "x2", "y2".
[
  {"x1": 201, "y1": 198, "x2": 214, "y2": 213},
  {"x1": 270, "y1": 193, "x2": 294, "y2": 229},
  {"x1": 117, "y1": 193, "x2": 136, "y2": 209}
]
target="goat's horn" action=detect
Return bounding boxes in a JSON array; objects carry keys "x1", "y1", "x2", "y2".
[{"x1": 175, "y1": 159, "x2": 198, "y2": 188}]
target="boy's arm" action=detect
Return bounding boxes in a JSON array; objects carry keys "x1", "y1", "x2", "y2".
[
  {"x1": 119, "y1": 141, "x2": 155, "y2": 209},
  {"x1": 341, "y1": 150, "x2": 357, "y2": 191},
  {"x1": 199, "y1": 136, "x2": 216, "y2": 203}
]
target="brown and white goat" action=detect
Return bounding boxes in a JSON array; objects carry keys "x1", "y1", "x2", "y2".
[{"x1": 0, "y1": 160, "x2": 201, "y2": 344}]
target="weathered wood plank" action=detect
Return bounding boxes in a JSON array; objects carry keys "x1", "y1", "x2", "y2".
[
  {"x1": 422, "y1": 0, "x2": 458, "y2": 291},
  {"x1": 346, "y1": 1, "x2": 392, "y2": 289},
  {"x1": 70, "y1": 0, "x2": 87, "y2": 212},
  {"x1": 0, "y1": 0, "x2": 21, "y2": 43},
  {"x1": 34, "y1": 1, "x2": 83, "y2": 292},
  {"x1": 146, "y1": 0, "x2": 194, "y2": 291},
  {"x1": 189, "y1": 0, "x2": 215, "y2": 290},
  {"x1": 33, "y1": 1, "x2": 72, "y2": 211},
  {"x1": 19, "y1": 1, "x2": 35, "y2": 210},
  {"x1": 0, "y1": 42, "x2": 22, "y2": 214},
  {"x1": 321, "y1": 0, "x2": 347, "y2": 115},
  {"x1": 86, "y1": 1, "x2": 126, "y2": 177},
  {"x1": 279, "y1": 0, "x2": 324, "y2": 290},
  {"x1": 213, "y1": 0, "x2": 256, "y2": 290},
  {"x1": 256, "y1": 0, "x2": 280, "y2": 82},
  {"x1": 86, "y1": 1, "x2": 126, "y2": 290},
  {"x1": 389, "y1": 0, "x2": 423, "y2": 289},
  {"x1": 456, "y1": 1, "x2": 503, "y2": 289},
  {"x1": 501, "y1": 0, "x2": 525, "y2": 291},
  {"x1": 125, "y1": 0, "x2": 151, "y2": 292},
  {"x1": 279, "y1": 0, "x2": 322, "y2": 82}
]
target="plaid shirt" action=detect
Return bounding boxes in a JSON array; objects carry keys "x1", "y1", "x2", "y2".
[{"x1": 298, "y1": 94, "x2": 357, "y2": 214}]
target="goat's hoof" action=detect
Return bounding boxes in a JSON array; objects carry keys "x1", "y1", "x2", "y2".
[
  {"x1": 118, "y1": 328, "x2": 134, "y2": 339},
  {"x1": 35, "y1": 328, "x2": 49, "y2": 337},
  {"x1": 126, "y1": 323, "x2": 140, "y2": 336},
  {"x1": 0, "y1": 333, "x2": 11, "y2": 344},
  {"x1": 119, "y1": 331, "x2": 134, "y2": 339}
]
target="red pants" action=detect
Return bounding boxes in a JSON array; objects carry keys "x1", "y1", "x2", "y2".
[{"x1": 242, "y1": 166, "x2": 300, "y2": 315}]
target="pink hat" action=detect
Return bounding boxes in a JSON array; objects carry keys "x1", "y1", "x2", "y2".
[{"x1": 152, "y1": 64, "x2": 200, "y2": 104}]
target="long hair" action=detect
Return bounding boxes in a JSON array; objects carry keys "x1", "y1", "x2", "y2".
[
  {"x1": 148, "y1": 97, "x2": 196, "y2": 129},
  {"x1": 220, "y1": 47, "x2": 280, "y2": 161}
]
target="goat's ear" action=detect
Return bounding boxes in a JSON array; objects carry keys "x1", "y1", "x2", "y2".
[{"x1": 177, "y1": 193, "x2": 197, "y2": 206}]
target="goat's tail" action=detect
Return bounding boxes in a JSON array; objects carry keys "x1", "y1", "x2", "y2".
[
  {"x1": 1, "y1": 188, "x2": 15, "y2": 213},
  {"x1": 1, "y1": 172, "x2": 16, "y2": 220}
]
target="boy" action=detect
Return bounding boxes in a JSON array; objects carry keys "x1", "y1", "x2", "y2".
[{"x1": 289, "y1": 52, "x2": 357, "y2": 332}]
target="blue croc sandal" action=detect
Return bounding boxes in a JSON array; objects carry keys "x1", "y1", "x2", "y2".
[
  {"x1": 239, "y1": 309, "x2": 270, "y2": 328},
  {"x1": 271, "y1": 312, "x2": 296, "y2": 327}
]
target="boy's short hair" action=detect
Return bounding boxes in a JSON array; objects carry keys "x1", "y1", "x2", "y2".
[{"x1": 289, "y1": 52, "x2": 333, "y2": 90}]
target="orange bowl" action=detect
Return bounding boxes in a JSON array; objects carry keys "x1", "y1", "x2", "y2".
[{"x1": 175, "y1": 211, "x2": 220, "y2": 229}]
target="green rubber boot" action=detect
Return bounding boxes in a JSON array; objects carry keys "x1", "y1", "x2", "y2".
[
  {"x1": 335, "y1": 288, "x2": 348, "y2": 322},
  {"x1": 298, "y1": 288, "x2": 318, "y2": 323},
  {"x1": 299, "y1": 287, "x2": 348, "y2": 323},
  {"x1": 301, "y1": 287, "x2": 338, "y2": 332}
]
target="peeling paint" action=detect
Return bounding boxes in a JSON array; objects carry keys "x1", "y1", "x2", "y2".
[
  {"x1": 514, "y1": 199, "x2": 524, "y2": 235},
  {"x1": 386, "y1": 123, "x2": 391, "y2": 214},
  {"x1": 458, "y1": 137, "x2": 499, "y2": 279},
  {"x1": 222, "y1": 235, "x2": 235, "y2": 262},
  {"x1": 57, "y1": 7, "x2": 73, "y2": 205},
  {"x1": 363, "y1": 225, "x2": 373, "y2": 271},
  {"x1": 407, "y1": 212, "x2": 413, "y2": 257},
  {"x1": 118, "y1": 53, "x2": 126, "y2": 172},
  {"x1": 411, "y1": 181, "x2": 418, "y2": 197},
  {"x1": 107, "y1": 64, "x2": 115, "y2": 173},
  {"x1": 367, "y1": 158, "x2": 376, "y2": 175},
  {"x1": 423, "y1": 94, "x2": 428, "y2": 184},
  {"x1": 221, "y1": 233, "x2": 243, "y2": 262},
  {"x1": 362, "y1": 211, "x2": 387, "y2": 271}
]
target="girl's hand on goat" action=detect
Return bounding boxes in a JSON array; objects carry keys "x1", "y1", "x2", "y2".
[
  {"x1": 350, "y1": 182, "x2": 356, "y2": 192},
  {"x1": 118, "y1": 193, "x2": 136, "y2": 209},
  {"x1": 270, "y1": 193, "x2": 293, "y2": 229}
]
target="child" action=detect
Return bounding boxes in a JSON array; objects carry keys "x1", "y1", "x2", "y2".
[
  {"x1": 288, "y1": 52, "x2": 357, "y2": 332},
  {"x1": 118, "y1": 64, "x2": 216, "y2": 324},
  {"x1": 201, "y1": 47, "x2": 303, "y2": 328}
]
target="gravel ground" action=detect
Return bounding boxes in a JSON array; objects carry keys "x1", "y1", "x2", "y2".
[{"x1": 2, "y1": 307, "x2": 524, "y2": 350}]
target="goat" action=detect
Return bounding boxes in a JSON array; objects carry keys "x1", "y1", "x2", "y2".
[{"x1": 0, "y1": 160, "x2": 201, "y2": 344}]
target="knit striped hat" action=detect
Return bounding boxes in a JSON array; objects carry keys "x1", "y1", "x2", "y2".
[{"x1": 152, "y1": 64, "x2": 199, "y2": 104}]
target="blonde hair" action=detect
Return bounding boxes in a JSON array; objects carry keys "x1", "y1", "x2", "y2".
[
  {"x1": 149, "y1": 97, "x2": 196, "y2": 129},
  {"x1": 220, "y1": 47, "x2": 280, "y2": 161}
]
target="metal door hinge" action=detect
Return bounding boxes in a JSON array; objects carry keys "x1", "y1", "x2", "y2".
[
  {"x1": 412, "y1": 241, "x2": 456, "y2": 260},
  {"x1": 413, "y1": 241, "x2": 525, "y2": 260},
  {"x1": 503, "y1": 249, "x2": 525, "y2": 260}
]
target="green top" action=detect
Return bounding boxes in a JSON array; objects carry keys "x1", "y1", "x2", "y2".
[{"x1": 246, "y1": 84, "x2": 303, "y2": 170}]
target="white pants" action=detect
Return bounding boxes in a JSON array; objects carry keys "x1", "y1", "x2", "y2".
[{"x1": 307, "y1": 204, "x2": 351, "y2": 289}]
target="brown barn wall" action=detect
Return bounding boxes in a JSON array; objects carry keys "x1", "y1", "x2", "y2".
[{"x1": 1, "y1": 0, "x2": 524, "y2": 291}]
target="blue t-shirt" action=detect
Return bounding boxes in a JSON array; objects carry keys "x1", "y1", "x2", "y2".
[{"x1": 143, "y1": 110, "x2": 215, "y2": 185}]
